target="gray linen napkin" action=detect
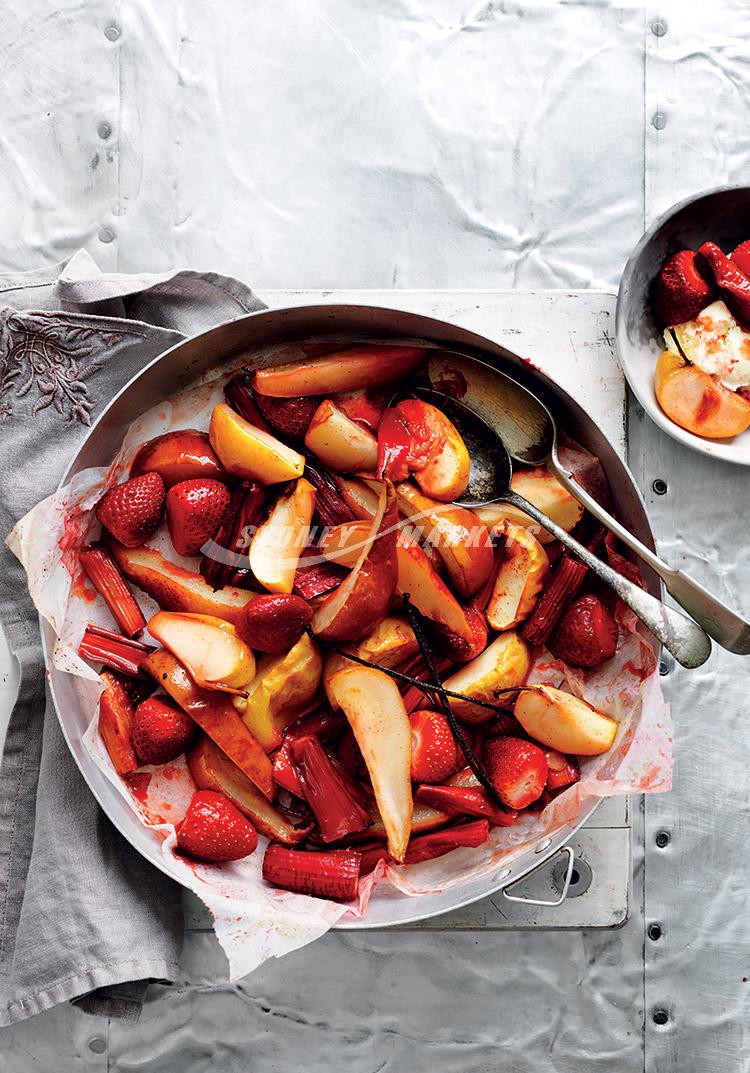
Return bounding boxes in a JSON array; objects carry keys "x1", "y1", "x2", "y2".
[{"x1": 0, "y1": 251, "x2": 265, "y2": 1026}]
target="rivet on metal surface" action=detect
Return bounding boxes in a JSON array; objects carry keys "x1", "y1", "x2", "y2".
[
  {"x1": 98, "y1": 227, "x2": 115, "y2": 244},
  {"x1": 104, "y1": 23, "x2": 120, "y2": 41},
  {"x1": 492, "y1": 867, "x2": 511, "y2": 883},
  {"x1": 652, "y1": 112, "x2": 667, "y2": 131},
  {"x1": 534, "y1": 837, "x2": 552, "y2": 854},
  {"x1": 652, "y1": 1008, "x2": 669, "y2": 1026},
  {"x1": 97, "y1": 121, "x2": 112, "y2": 140},
  {"x1": 648, "y1": 923, "x2": 663, "y2": 941},
  {"x1": 88, "y1": 1038, "x2": 107, "y2": 1054},
  {"x1": 655, "y1": 830, "x2": 671, "y2": 848},
  {"x1": 652, "y1": 477, "x2": 668, "y2": 495},
  {"x1": 651, "y1": 19, "x2": 668, "y2": 36}
]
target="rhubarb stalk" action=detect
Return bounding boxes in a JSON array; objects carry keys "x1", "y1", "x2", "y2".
[
  {"x1": 79, "y1": 544, "x2": 146, "y2": 637},
  {"x1": 263, "y1": 843, "x2": 361, "y2": 900},
  {"x1": 78, "y1": 623, "x2": 154, "y2": 677},
  {"x1": 289, "y1": 736, "x2": 371, "y2": 843}
]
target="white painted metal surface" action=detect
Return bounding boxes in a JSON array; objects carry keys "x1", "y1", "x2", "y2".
[{"x1": 1, "y1": 2, "x2": 749, "y2": 1070}]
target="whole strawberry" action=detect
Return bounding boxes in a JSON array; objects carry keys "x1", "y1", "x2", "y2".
[
  {"x1": 254, "y1": 393, "x2": 321, "y2": 441},
  {"x1": 96, "y1": 472, "x2": 166, "y2": 548},
  {"x1": 653, "y1": 250, "x2": 713, "y2": 326},
  {"x1": 177, "y1": 790, "x2": 258, "y2": 862},
  {"x1": 409, "y1": 709, "x2": 460, "y2": 784},
  {"x1": 166, "y1": 478, "x2": 231, "y2": 557},
  {"x1": 549, "y1": 594, "x2": 618, "y2": 669},
  {"x1": 484, "y1": 736, "x2": 548, "y2": 810},
  {"x1": 132, "y1": 696, "x2": 196, "y2": 764},
  {"x1": 239, "y1": 593, "x2": 313, "y2": 653}
]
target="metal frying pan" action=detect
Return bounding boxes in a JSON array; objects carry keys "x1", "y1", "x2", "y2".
[{"x1": 42, "y1": 304, "x2": 658, "y2": 928}]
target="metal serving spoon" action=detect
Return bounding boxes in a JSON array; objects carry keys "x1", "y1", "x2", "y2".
[
  {"x1": 427, "y1": 352, "x2": 750, "y2": 657},
  {"x1": 413, "y1": 384, "x2": 712, "y2": 669}
]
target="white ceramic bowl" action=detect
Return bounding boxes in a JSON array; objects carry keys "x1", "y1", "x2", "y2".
[{"x1": 616, "y1": 185, "x2": 750, "y2": 466}]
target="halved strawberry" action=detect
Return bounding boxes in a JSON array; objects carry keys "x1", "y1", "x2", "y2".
[
  {"x1": 177, "y1": 790, "x2": 258, "y2": 862},
  {"x1": 96, "y1": 472, "x2": 166, "y2": 548},
  {"x1": 254, "y1": 393, "x2": 321, "y2": 441},
  {"x1": 731, "y1": 240, "x2": 750, "y2": 278},
  {"x1": 166, "y1": 478, "x2": 231, "y2": 557},
  {"x1": 484, "y1": 736, "x2": 548, "y2": 809},
  {"x1": 409, "y1": 709, "x2": 460, "y2": 784},
  {"x1": 653, "y1": 250, "x2": 713, "y2": 327},
  {"x1": 549, "y1": 594, "x2": 618, "y2": 669},
  {"x1": 132, "y1": 695, "x2": 197, "y2": 764}
]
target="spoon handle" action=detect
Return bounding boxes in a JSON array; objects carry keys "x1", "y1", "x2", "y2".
[
  {"x1": 550, "y1": 461, "x2": 750, "y2": 655},
  {"x1": 502, "y1": 490, "x2": 712, "y2": 669}
]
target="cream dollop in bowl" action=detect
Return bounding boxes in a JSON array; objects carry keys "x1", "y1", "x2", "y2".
[{"x1": 616, "y1": 184, "x2": 750, "y2": 466}]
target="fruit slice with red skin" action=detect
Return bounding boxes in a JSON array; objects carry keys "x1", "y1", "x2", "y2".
[
  {"x1": 188, "y1": 735, "x2": 311, "y2": 844},
  {"x1": 143, "y1": 649, "x2": 274, "y2": 798},
  {"x1": 305, "y1": 400, "x2": 379, "y2": 473},
  {"x1": 209, "y1": 402, "x2": 306, "y2": 484},
  {"x1": 177, "y1": 790, "x2": 258, "y2": 862},
  {"x1": 514, "y1": 684, "x2": 617, "y2": 756},
  {"x1": 394, "y1": 399, "x2": 470, "y2": 502},
  {"x1": 130, "y1": 429, "x2": 226, "y2": 487},
  {"x1": 311, "y1": 482, "x2": 398, "y2": 643},
  {"x1": 79, "y1": 544, "x2": 146, "y2": 637},
  {"x1": 549, "y1": 594, "x2": 618, "y2": 669},
  {"x1": 337, "y1": 476, "x2": 382, "y2": 520},
  {"x1": 414, "y1": 785, "x2": 518, "y2": 827},
  {"x1": 377, "y1": 407, "x2": 413, "y2": 481},
  {"x1": 731, "y1": 240, "x2": 750, "y2": 278},
  {"x1": 132, "y1": 695, "x2": 196, "y2": 764},
  {"x1": 395, "y1": 535, "x2": 477, "y2": 642},
  {"x1": 409, "y1": 709, "x2": 460, "y2": 784},
  {"x1": 544, "y1": 749, "x2": 581, "y2": 791},
  {"x1": 238, "y1": 593, "x2": 312, "y2": 653},
  {"x1": 654, "y1": 349, "x2": 750, "y2": 438},
  {"x1": 111, "y1": 544, "x2": 257, "y2": 625},
  {"x1": 653, "y1": 249, "x2": 714, "y2": 326},
  {"x1": 428, "y1": 605, "x2": 488, "y2": 664},
  {"x1": 486, "y1": 522, "x2": 550, "y2": 631},
  {"x1": 396, "y1": 483, "x2": 494, "y2": 598},
  {"x1": 289, "y1": 736, "x2": 371, "y2": 843},
  {"x1": 253, "y1": 345, "x2": 426, "y2": 398},
  {"x1": 148, "y1": 611, "x2": 256, "y2": 694},
  {"x1": 484, "y1": 736, "x2": 548, "y2": 809},
  {"x1": 98, "y1": 670, "x2": 139, "y2": 775},
  {"x1": 254, "y1": 392, "x2": 321, "y2": 441},
  {"x1": 249, "y1": 478, "x2": 316, "y2": 594},
  {"x1": 263, "y1": 843, "x2": 361, "y2": 900},
  {"x1": 328, "y1": 665, "x2": 413, "y2": 862},
  {"x1": 441, "y1": 632, "x2": 531, "y2": 724},
  {"x1": 96, "y1": 472, "x2": 166, "y2": 548},
  {"x1": 166, "y1": 478, "x2": 231, "y2": 557},
  {"x1": 322, "y1": 615, "x2": 419, "y2": 708}
]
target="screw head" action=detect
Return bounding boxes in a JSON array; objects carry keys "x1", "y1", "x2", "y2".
[
  {"x1": 648, "y1": 923, "x2": 663, "y2": 941},
  {"x1": 98, "y1": 227, "x2": 115, "y2": 244},
  {"x1": 652, "y1": 1008, "x2": 669, "y2": 1026},
  {"x1": 89, "y1": 1037, "x2": 107, "y2": 1054},
  {"x1": 652, "y1": 112, "x2": 667, "y2": 131},
  {"x1": 651, "y1": 19, "x2": 668, "y2": 36},
  {"x1": 97, "y1": 121, "x2": 112, "y2": 140},
  {"x1": 655, "y1": 830, "x2": 671, "y2": 848},
  {"x1": 652, "y1": 478, "x2": 668, "y2": 495},
  {"x1": 104, "y1": 23, "x2": 120, "y2": 41}
]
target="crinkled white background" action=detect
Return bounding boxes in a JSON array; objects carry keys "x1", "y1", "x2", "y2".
[{"x1": 1, "y1": 1, "x2": 749, "y2": 1071}]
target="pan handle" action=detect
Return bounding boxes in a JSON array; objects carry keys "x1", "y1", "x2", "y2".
[{"x1": 502, "y1": 845, "x2": 576, "y2": 908}]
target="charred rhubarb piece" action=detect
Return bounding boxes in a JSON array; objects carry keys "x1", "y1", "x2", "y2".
[
  {"x1": 262, "y1": 844, "x2": 361, "y2": 900},
  {"x1": 272, "y1": 740, "x2": 306, "y2": 797},
  {"x1": 415, "y1": 785, "x2": 517, "y2": 827},
  {"x1": 98, "y1": 669, "x2": 139, "y2": 775},
  {"x1": 284, "y1": 708, "x2": 348, "y2": 742},
  {"x1": 521, "y1": 553, "x2": 587, "y2": 647},
  {"x1": 544, "y1": 750, "x2": 581, "y2": 791},
  {"x1": 304, "y1": 462, "x2": 357, "y2": 526},
  {"x1": 403, "y1": 819, "x2": 490, "y2": 865},
  {"x1": 200, "y1": 480, "x2": 269, "y2": 590},
  {"x1": 79, "y1": 623, "x2": 154, "y2": 677},
  {"x1": 293, "y1": 553, "x2": 349, "y2": 600},
  {"x1": 289, "y1": 736, "x2": 371, "y2": 843},
  {"x1": 224, "y1": 370, "x2": 272, "y2": 430},
  {"x1": 79, "y1": 544, "x2": 147, "y2": 637}
]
